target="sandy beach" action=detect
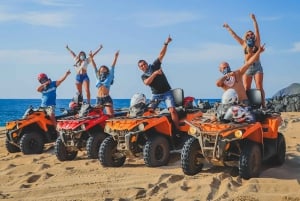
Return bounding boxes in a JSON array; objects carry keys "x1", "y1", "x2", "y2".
[{"x1": 0, "y1": 112, "x2": 300, "y2": 201}]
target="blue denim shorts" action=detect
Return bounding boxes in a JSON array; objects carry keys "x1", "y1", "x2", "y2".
[
  {"x1": 76, "y1": 73, "x2": 89, "y2": 83},
  {"x1": 245, "y1": 61, "x2": 263, "y2": 76},
  {"x1": 151, "y1": 90, "x2": 175, "y2": 109}
]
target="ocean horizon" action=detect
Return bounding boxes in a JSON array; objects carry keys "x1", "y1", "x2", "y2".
[{"x1": 0, "y1": 98, "x2": 220, "y2": 126}]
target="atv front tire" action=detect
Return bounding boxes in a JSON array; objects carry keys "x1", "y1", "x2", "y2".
[
  {"x1": 181, "y1": 137, "x2": 204, "y2": 175},
  {"x1": 99, "y1": 136, "x2": 126, "y2": 167},
  {"x1": 143, "y1": 135, "x2": 170, "y2": 167},
  {"x1": 55, "y1": 137, "x2": 78, "y2": 161},
  {"x1": 269, "y1": 132, "x2": 286, "y2": 166},
  {"x1": 5, "y1": 139, "x2": 20, "y2": 153},
  {"x1": 239, "y1": 140, "x2": 262, "y2": 179},
  {"x1": 20, "y1": 132, "x2": 44, "y2": 154},
  {"x1": 86, "y1": 133, "x2": 107, "y2": 159}
]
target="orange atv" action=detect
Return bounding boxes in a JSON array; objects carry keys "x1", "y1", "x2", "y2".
[
  {"x1": 5, "y1": 106, "x2": 78, "y2": 155},
  {"x1": 181, "y1": 89, "x2": 286, "y2": 179},
  {"x1": 99, "y1": 88, "x2": 203, "y2": 167}
]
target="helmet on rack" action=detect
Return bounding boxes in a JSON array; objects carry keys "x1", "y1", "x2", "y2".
[
  {"x1": 223, "y1": 105, "x2": 255, "y2": 123},
  {"x1": 129, "y1": 93, "x2": 147, "y2": 117},
  {"x1": 72, "y1": 92, "x2": 83, "y2": 104},
  {"x1": 221, "y1": 89, "x2": 238, "y2": 105},
  {"x1": 130, "y1": 93, "x2": 146, "y2": 107},
  {"x1": 69, "y1": 101, "x2": 78, "y2": 110},
  {"x1": 37, "y1": 73, "x2": 49, "y2": 84}
]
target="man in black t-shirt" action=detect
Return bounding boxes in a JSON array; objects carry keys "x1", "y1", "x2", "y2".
[{"x1": 137, "y1": 35, "x2": 179, "y2": 129}]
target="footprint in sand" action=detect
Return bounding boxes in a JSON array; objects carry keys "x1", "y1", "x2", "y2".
[
  {"x1": 4, "y1": 164, "x2": 16, "y2": 170},
  {"x1": 27, "y1": 174, "x2": 41, "y2": 183},
  {"x1": 20, "y1": 184, "x2": 31, "y2": 189},
  {"x1": 168, "y1": 174, "x2": 184, "y2": 183},
  {"x1": 147, "y1": 174, "x2": 185, "y2": 196},
  {"x1": 135, "y1": 188, "x2": 147, "y2": 199},
  {"x1": 38, "y1": 163, "x2": 51, "y2": 170}
]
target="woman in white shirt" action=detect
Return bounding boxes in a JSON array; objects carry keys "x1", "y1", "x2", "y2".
[{"x1": 66, "y1": 44, "x2": 103, "y2": 104}]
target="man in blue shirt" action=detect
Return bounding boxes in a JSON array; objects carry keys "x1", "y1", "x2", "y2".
[{"x1": 37, "y1": 70, "x2": 71, "y2": 126}]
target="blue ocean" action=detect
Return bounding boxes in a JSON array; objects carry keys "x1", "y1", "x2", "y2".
[{"x1": 0, "y1": 98, "x2": 219, "y2": 127}]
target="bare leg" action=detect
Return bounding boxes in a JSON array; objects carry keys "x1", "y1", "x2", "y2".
[
  {"x1": 254, "y1": 72, "x2": 265, "y2": 107},
  {"x1": 83, "y1": 80, "x2": 90, "y2": 104},
  {"x1": 105, "y1": 105, "x2": 114, "y2": 117},
  {"x1": 50, "y1": 113, "x2": 56, "y2": 128},
  {"x1": 243, "y1": 74, "x2": 253, "y2": 91},
  {"x1": 76, "y1": 82, "x2": 83, "y2": 96},
  {"x1": 169, "y1": 107, "x2": 179, "y2": 129}
]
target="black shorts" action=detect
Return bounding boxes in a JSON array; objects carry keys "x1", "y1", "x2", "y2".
[{"x1": 96, "y1": 95, "x2": 113, "y2": 105}]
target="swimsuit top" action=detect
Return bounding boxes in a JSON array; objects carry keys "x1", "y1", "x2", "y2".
[
  {"x1": 244, "y1": 45, "x2": 258, "y2": 54},
  {"x1": 74, "y1": 56, "x2": 90, "y2": 74}
]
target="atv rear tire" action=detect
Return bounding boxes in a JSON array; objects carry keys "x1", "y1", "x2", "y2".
[
  {"x1": 86, "y1": 133, "x2": 107, "y2": 159},
  {"x1": 5, "y1": 139, "x2": 20, "y2": 153},
  {"x1": 99, "y1": 136, "x2": 126, "y2": 167},
  {"x1": 143, "y1": 135, "x2": 170, "y2": 167},
  {"x1": 55, "y1": 137, "x2": 78, "y2": 161},
  {"x1": 20, "y1": 132, "x2": 44, "y2": 154},
  {"x1": 181, "y1": 137, "x2": 204, "y2": 175},
  {"x1": 239, "y1": 140, "x2": 262, "y2": 179},
  {"x1": 269, "y1": 132, "x2": 286, "y2": 166}
]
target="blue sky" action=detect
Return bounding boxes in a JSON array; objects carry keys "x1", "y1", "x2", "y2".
[{"x1": 1, "y1": 0, "x2": 299, "y2": 100}]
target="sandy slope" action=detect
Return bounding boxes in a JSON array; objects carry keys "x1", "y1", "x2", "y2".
[{"x1": 0, "y1": 113, "x2": 300, "y2": 201}]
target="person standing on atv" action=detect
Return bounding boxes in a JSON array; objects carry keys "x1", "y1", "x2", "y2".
[
  {"x1": 216, "y1": 44, "x2": 265, "y2": 105},
  {"x1": 138, "y1": 35, "x2": 179, "y2": 129},
  {"x1": 90, "y1": 49, "x2": 119, "y2": 117},
  {"x1": 223, "y1": 14, "x2": 266, "y2": 108},
  {"x1": 66, "y1": 44, "x2": 103, "y2": 104},
  {"x1": 37, "y1": 70, "x2": 71, "y2": 127}
]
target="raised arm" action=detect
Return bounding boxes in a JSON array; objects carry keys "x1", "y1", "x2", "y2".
[
  {"x1": 251, "y1": 13, "x2": 261, "y2": 44},
  {"x1": 239, "y1": 44, "x2": 265, "y2": 74},
  {"x1": 223, "y1": 23, "x2": 244, "y2": 45},
  {"x1": 91, "y1": 44, "x2": 103, "y2": 57},
  {"x1": 37, "y1": 79, "x2": 51, "y2": 92},
  {"x1": 111, "y1": 50, "x2": 119, "y2": 68},
  {"x1": 66, "y1": 45, "x2": 76, "y2": 58},
  {"x1": 89, "y1": 51, "x2": 97, "y2": 70},
  {"x1": 158, "y1": 35, "x2": 172, "y2": 62},
  {"x1": 56, "y1": 70, "x2": 71, "y2": 87}
]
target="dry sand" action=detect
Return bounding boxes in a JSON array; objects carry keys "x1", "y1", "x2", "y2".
[{"x1": 0, "y1": 112, "x2": 300, "y2": 201}]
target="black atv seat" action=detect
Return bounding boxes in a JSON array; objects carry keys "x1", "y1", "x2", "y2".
[
  {"x1": 246, "y1": 89, "x2": 269, "y2": 122},
  {"x1": 172, "y1": 88, "x2": 184, "y2": 107},
  {"x1": 246, "y1": 89, "x2": 262, "y2": 109}
]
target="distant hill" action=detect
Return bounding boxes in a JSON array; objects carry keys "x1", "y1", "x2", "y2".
[{"x1": 272, "y1": 83, "x2": 300, "y2": 98}]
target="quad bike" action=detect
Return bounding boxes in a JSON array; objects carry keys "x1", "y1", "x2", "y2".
[
  {"x1": 5, "y1": 105, "x2": 78, "y2": 155},
  {"x1": 55, "y1": 104, "x2": 127, "y2": 161},
  {"x1": 181, "y1": 89, "x2": 286, "y2": 179},
  {"x1": 98, "y1": 88, "x2": 203, "y2": 167}
]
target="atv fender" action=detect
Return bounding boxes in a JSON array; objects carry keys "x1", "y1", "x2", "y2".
[{"x1": 241, "y1": 122, "x2": 264, "y2": 144}]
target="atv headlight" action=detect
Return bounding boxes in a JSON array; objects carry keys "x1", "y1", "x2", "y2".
[
  {"x1": 188, "y1": 126, "x2": 197, "y2": 135},
  {"x1": 234, "y1": 130, "x2": 243, "y2": 138},
  {"x1": 138, "y1": 123, "x2": 145, "y2": 131},
  {"x1": 12, "y1": 132, "x2": 18, "y2": 138},
  {"x1": 104, "y1": 126, "x2": 112, "y2": 134}
]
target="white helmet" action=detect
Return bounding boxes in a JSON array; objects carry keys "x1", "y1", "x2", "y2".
[
  {"x1": 224, "y1": 105, "x2": 255, "y2": 123},
  {"x1": 130, "y1": 93, "x2": 146, "y2": 107},
  {"x1": 221, "y1": 89, "x2": 238, "y2": 105},
  {"x1": 129, "y1": 93, "x2": 147, "y2": 117}
]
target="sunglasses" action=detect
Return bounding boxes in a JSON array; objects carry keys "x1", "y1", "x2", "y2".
[
  {"x1": 246, "y1": 32, "x2": 254, "y2": 37},
  {"x1": 39, "y1": 77, "x2": 48, "y2": 84}
]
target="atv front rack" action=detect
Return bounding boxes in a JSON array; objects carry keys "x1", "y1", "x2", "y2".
[{"x1": 185, "y1": 120, "x2": 250, "y2": 165}]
